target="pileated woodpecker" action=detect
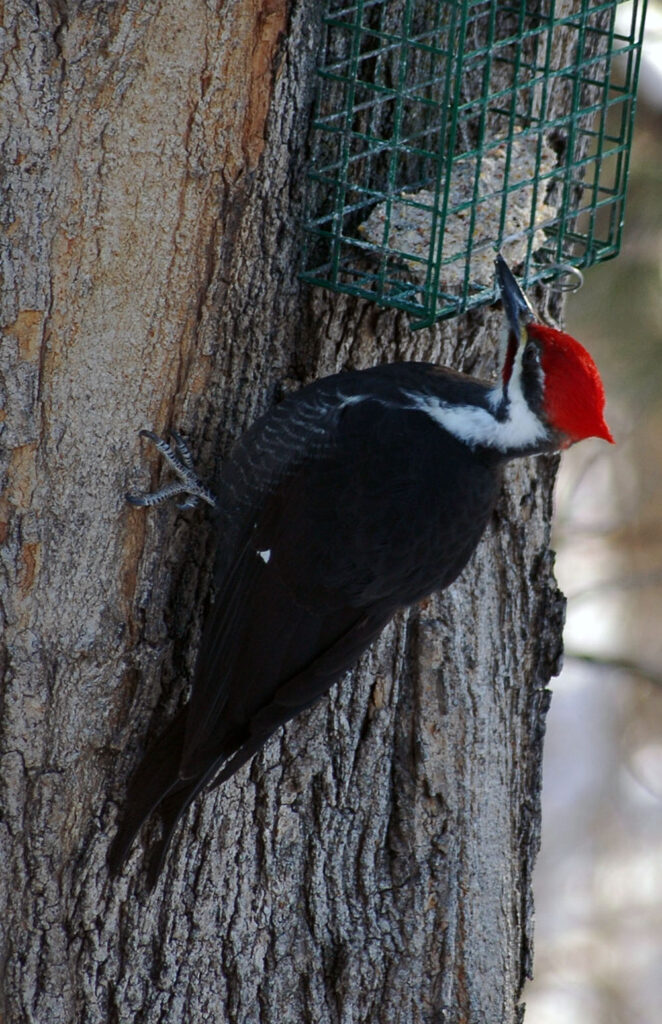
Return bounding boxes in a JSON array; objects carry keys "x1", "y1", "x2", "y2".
[{"x1": 109, "y1": 255, "x2": 613, "y2": 886}]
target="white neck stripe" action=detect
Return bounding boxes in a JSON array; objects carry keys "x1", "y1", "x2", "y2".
[{"x1": 404, "y1": 374, "x2": 548, "y2": 454}]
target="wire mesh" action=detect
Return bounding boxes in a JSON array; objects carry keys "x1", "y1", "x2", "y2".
[{"x1": 301, "y1": 0, "x2": 647, "y2": 327}]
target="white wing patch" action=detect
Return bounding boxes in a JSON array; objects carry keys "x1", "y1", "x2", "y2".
[{"x1": 258, "y1": 549, "x2": 272, "y2": 564}]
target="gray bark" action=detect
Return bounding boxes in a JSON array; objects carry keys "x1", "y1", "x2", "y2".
[{"x1": 0, "y1": 2, "x2": 570, "y2": 1022}]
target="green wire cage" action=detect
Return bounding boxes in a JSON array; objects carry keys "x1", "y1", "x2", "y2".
[{"x1": 301, "y1": 0, "x2": 647, "y2": 327}]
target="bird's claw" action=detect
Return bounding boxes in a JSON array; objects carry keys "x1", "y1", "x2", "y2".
[{"x1": 126, "y1": 430, "x2": 217, "y2": 510}]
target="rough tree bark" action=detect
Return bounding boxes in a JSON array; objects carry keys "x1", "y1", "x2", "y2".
[{"x1": 0, "y1": 3, "x2": 574, "y2": 1023}]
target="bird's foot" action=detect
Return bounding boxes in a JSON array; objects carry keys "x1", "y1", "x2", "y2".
[{"x1": 127, "y1": 430, "x2": 217, "y2": 510}]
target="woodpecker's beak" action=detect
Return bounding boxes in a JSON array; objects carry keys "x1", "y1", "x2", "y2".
[{"x1": 495, "y1": 254, "x2": 536, "y2": 344}]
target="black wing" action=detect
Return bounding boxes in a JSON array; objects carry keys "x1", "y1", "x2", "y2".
[
  {"x1": 181, "y1": 394, "x2": 499, "y2": 775},
  {"x1": 110, "y1": 367, "x2": 500, "y2": 879}
]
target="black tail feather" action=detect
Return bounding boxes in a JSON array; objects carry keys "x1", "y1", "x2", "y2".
[
  {"x1": 143, "y1": 779, "x2": 202, "y2": 891},
  {"x1": 108, "y1": 709, "x2": 242, "y2": 885},
  {"x1": 108, "y1": 708, "x2": 189, "y2": 877}
]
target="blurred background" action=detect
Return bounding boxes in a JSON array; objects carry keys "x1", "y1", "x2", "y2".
[{"x1": 525, "y1": 5, "x2": 662, "y2": 1022}]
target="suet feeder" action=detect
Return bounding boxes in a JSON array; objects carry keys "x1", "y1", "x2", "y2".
[{"x1": 301, "y1": 0, "x2": 647, "y2": 327}]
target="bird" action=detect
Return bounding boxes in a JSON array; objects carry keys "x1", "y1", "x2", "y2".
[{"x1": 108, "y1": 255, "x2": 613, "y2": 887}]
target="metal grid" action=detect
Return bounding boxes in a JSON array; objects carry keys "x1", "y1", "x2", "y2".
[{"x1": 301, "y1": 0, "x2": 647, "y2": 327}]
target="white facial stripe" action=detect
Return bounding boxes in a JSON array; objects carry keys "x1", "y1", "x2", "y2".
[
  {"x1": 406, "y1": 370, "x2": 548, "y2": 454},
  {"x1": 496, "y1": 366, "x2": 548, "y2": 450},
  {"x1": 410, "y1": 397, "x2": 503, "y2": 447},
  {"x1": 330, "y1": 364, "x2": 549, "y2": 454}
]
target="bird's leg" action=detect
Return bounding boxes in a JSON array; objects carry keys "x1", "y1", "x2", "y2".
[{"x1": 126, "y1": 429, "x2": 218, "y2": 510}]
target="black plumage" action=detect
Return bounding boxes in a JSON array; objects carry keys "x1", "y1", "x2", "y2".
[
  {"x1": 109, "y1": 363, "x2": 506, "y2": 884},
  {"x1": 109, "y1": 256, "x2": 612, "y2": 885}
]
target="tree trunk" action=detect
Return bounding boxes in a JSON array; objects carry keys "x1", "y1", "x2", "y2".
[{"x1": 0, "y1": 3, "x2": 569, "y2": 1022}]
